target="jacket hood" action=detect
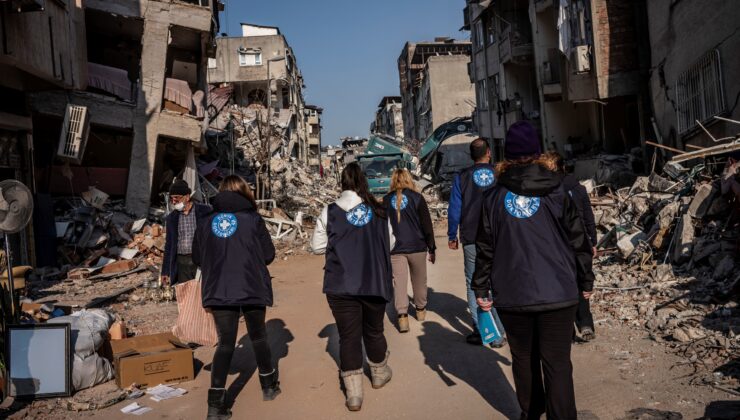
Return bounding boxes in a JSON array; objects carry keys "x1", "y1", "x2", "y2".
[
  {"x1": 335, "y1": 190, "x2": 363, "y2": 212},
  {"x1": 498, "y1": 163, "x2": 563, "y2": 197},
  {"x1": 561, "y1": 173, "x2": 579, "y2": 190},
  {"x1": 212, "y1": 191, "x2": 255, "y2": 213}
]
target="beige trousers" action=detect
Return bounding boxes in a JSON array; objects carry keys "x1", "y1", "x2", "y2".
[{"x1": 391, "y1": 252, "x2": 428, "y2": 315}]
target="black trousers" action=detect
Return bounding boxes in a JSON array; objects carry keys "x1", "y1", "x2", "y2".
[
  {"x1": 175, "y1": 254, "x2": 197, "y2": 284},
  {"x1": 498, "y1": 305, "x2": 578, "y2": 420},
  {"x1": 326, "y1": 294, "x2": 388, "y2": 372},
  {"x1": 210, "y1": 305, "x2": 273, "y2": 389},
  {"x1": 575, "y1": 294, "x2": 594, "y2": 332}
]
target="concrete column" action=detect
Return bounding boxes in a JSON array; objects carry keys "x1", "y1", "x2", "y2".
[{"x1": 125, "y1": 18, "x2": 169, "y2": 216}]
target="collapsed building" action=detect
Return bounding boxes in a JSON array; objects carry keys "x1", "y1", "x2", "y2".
[
  {"x1": 371, "y1": 96, "x2": 405, "y2": 140},
  {"x1": 397, "y1": 39, "x2": 476, "y2": 145},
  {"x1": 1, "y1": 0, "x2": 221, "y2": 266}
]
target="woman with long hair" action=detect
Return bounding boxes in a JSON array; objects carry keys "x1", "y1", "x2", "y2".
[
  {"x1": 383, "y1": 168, "x2": 436, "y2": 333},
  {"x1": 192, "y1": 175, "x2": 280, "y2": 420},
  {"x1": 311, "y1": 162, "x2": 395, "y2": 412},
  {"x1": 471, "y1": 121, "x2": 594, "y2": 419}
]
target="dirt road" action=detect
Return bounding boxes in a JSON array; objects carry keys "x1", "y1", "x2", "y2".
[{"x1": 85, "y1": 233, "x2": 736, "y2": 419}]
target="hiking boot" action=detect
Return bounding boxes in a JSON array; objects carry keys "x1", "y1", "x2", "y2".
[
  {"x1": 466, "y1": 331, "x2": 482, "y2": 345},
  {"x1": 580, "y1": 327, "x2": 596, "y2": 342},
  {"x1": 398, "y1": 314, "x2": 409, "y2": 333},
  {"x1": 367, "y1": 351, "x2": 392, "y2": 389},
  {"x1": 415, "y1": 307, "x2": 426, "y2": 322},
  {"x1": 206, "y1": 388, "x2": 231, "y2": 420},
  {"x1": 258, "y1": 368, "x2": 281, "y2": 401},
  {"x1": 341, "y1": 369, "x2": 364, "y2": 411}
]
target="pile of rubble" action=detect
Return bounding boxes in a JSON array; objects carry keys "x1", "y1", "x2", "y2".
[{"x1": 589, "y1": 157, "x2": 740, "y2": 394}]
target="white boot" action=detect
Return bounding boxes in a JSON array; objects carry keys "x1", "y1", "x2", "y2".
[
  {"x1": 367, "y1": 351, "x2": 392, "y2": 389},
  {"x1": 341, "y1": 369, "x2": 364, "y2": 411}
]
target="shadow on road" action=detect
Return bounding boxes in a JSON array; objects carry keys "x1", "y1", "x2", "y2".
[
  {"x1": 201, "y1": 318, "x2": 294, "y2": 407},
  {"x1": 418, "y1": 321, "x2": 519, "y2": 418},
  {"x1": 318, "y1": 323, "x2": 341, "y2": 369},
  {"x1": 427, "y1": 287, "x2": 476, "y2": 337}
]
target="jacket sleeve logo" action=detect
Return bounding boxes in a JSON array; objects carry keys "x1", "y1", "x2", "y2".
[
  {"x1": 346, "y1": 203, "x2": 373, "y2": 227},
  {"x1": 473, "y1": 168, "x2": 495, "y2": 187},
  {"x1": 390, "y1": 194, "x2": 409, "y2": 211},
  {"x1": 504, "y1": 192, "x2": 541, "y2": 219},
  {"x1": 212, "y1": 213, "x2": 238, "y2": 238}
]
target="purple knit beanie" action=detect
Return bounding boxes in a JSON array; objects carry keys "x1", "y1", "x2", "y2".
[{"x1": 505, "y1": 121, "x2": 541, "y2": 160}]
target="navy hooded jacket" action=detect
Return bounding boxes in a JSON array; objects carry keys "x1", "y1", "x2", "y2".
[
  {"x1": 192, "y1": 191, "x2": 276, "y2": 307},
  {"x1": 472, "y1": 162, "x2": 595, "y2": 311},
  {"x1": 383, "y1": 189, "x2": 436, "y2": 255}
]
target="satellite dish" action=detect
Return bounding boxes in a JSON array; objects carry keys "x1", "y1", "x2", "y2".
[{"x1": 0, "y1": 179, "x2": 34, "y2": 234}]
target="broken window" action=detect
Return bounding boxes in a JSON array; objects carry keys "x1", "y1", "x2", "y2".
[
  {"x1": 239, "y1": 51, "x2": 262, "y2": 66},
  {"x1": 84, "y1": 10, "x2": 144, "y2": 103},
  {"x1": 484, "y1": 12, "x2": 496, "y2": 45},
  {"x1": 477, "y1": 79, "x2": 489, "y2": 110},
  {"x1": 473, "y1": 21, "x2": 484, "y2": 50},
  {"x1": 676, "y1": 49, "x2": 726, "y2": 135},
  {"x1": 163, "y1": 25, "x2": 205, "y2": 117}
]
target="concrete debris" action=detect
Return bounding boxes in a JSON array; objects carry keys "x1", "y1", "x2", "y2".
[{"x1": 589, "y1": 155, "x2": 740, "y2": 394}]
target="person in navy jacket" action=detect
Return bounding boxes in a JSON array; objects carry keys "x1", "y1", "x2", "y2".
[
  {"x1": 447, "y1": 138, "x2": 505, "y2": 347},
  {"x1": 472, "y1": 121, "x2": 595, "y2": 419},
  {"x1": 192, "y1": 175, "x2": 279, "y2": 419},
  {"x1": 383, "y1": 168, "x2": 436, "y2": 333},
  {"x1": 311, "y1": 162, "x2": 395, "y2": 412}
]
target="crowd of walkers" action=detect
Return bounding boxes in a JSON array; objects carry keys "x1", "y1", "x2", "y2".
[{"x1": 162, "y1": 120, "x2": 597, "y2": 419}]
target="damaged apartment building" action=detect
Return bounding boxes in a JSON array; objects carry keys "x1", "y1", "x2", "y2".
[
  {"x1": 647, "y1": 0, "x2": 740, "y2": 152},
  {"x1": 1, "y1": 0, "x2": 220, "y2": 265},
  {"x1": 371, "y1": 96, "x2": 405, "y2": 139},
  {"x1": 464, "y1": 0, "x2": 651, "y2": 161},
  {"x1": 207, "y1": 23, "x2": 320, "y2": 171},
  {"x1": 397, "y1": 39, "x2": 476, "y2": 144}
]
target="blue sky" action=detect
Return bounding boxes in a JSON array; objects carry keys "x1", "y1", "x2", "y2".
[{"x1": 219, "y1": 0, "x2": 469, "y2": 145}]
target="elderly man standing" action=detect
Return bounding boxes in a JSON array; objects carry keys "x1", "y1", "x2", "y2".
[{"x1": 161, "y1": 179, "x2": 211, "y2": 286}]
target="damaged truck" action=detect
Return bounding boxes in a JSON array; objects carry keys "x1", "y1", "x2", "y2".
[
  {"x1": 357, "y1": 134, "x2": 414, "y2": 196},
  {"x1": 415, "y1": 117, "x2": 478, "y2": 200}
]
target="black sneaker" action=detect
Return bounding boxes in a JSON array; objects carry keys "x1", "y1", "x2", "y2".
[
  {"x1": 466, "y1": 331, "x2": 482, "y2": 345},
  {"x1": 489, "y1": 338, "x2": 507, "y2": 348}
]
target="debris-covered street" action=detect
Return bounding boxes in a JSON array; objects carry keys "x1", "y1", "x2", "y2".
[
  {"x1": 2, "y1": 0, "x2": 740, "y2": 419},
  {"x1": 5, "y1": 237, "x2": 739, "y2": 419}
]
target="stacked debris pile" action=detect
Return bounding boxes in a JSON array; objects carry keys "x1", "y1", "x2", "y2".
[{"x1": 589, "y1": 157, "x2": 740, "y2": 394}]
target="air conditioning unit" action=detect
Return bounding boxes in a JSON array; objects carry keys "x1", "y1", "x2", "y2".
[
  {"x1": 572, "y1": 45, "x2": 591, "y2": 73},
  {"x1": 57, "y1": 104, "x2": 90, "y2": 165}
]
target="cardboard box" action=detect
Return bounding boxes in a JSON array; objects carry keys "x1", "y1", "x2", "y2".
[{"x1": 111, "y1": 333, "x2": 194, "y2": 389}]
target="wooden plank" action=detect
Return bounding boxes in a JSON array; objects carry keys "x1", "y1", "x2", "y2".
[
  {"x1": 645, "y1": 140, "x2": 686, "y2": 155},
  {"x1": 671, "y1": 140, "x2": 740, "y2": 163}
]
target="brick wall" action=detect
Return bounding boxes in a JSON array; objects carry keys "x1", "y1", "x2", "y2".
[{"x1": 593, "y1": 0, "x2": 640, "y2": 77}]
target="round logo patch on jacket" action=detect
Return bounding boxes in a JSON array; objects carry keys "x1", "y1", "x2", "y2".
[
  {"x1": 504, "y1": 192, "x2": 541, "y2": 219},
  {"x1": 212, "y1": 213, "x2": 238, "y2": 238},
  {"x1": 473, "y1": 168, "x2": 495, "y2": 187},
  {"x1": 390, "y1": 194, "x2": 409, "y2": 211},
  {"x1": 346, "y1": 203, "x2": 373, "y2": 227}
]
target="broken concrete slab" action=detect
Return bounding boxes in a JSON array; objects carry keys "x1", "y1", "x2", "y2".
[
  {"x1": 672, "y1": 213, "x2": 695, "y2": 264},
  {"x1": 617, "y1": 231, "x2": 647, "y2": 258},
  {"x1": 688, "y1": 183, "x2": 718, "y2": 219}
]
